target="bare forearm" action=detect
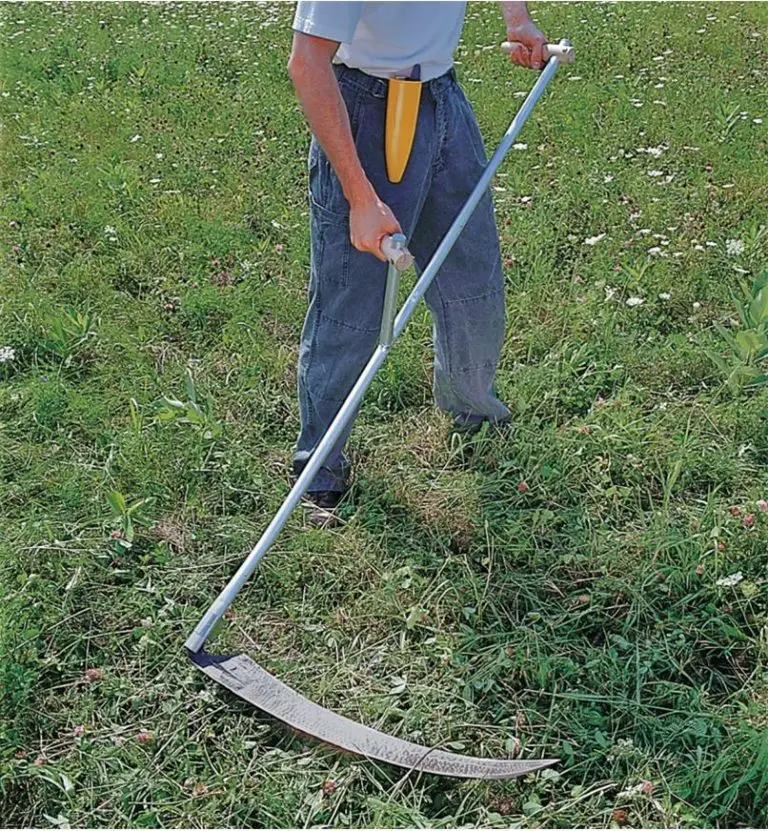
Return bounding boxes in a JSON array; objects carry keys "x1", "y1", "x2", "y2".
[
  {"x1": 500, "y1": 1, "x2": 532, "y2": 29},
  {"x1": 288, "y1": 49, "x2": 372, "y2": 207},
  {"x1": 288, "y1": 31, "x2": 400, "y2": 257},
  {"x1": 500, "y1": 2, "x2": 546, "y2": 69}
]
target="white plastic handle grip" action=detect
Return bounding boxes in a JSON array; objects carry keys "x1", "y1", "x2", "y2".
[
  {"x1": 381, "y1": 234, "x2": 414, "y2": 271},
  {"x1": 501, "y1": 40, "x2": 575, "y2": 65}
]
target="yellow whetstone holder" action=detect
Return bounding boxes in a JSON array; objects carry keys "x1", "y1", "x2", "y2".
[{"x1": 385, "y1": 64, "x2": 422, "y2": 183}]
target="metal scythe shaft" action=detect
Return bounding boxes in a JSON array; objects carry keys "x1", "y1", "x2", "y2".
[{"x1": 186, "y1": 46, "x2": 567, "y2": 655}]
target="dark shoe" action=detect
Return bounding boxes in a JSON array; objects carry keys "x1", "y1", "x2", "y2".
[
  {"x1": 452, "y1": 412, "x2": 513, "y2": 437},
  {"x1": 303, "y1": 489, "x2": 346, "y2": 528}
]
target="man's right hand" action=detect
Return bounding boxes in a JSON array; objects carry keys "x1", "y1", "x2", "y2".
[
  {"x1": 288, "y1": 32, "x2": 401, "y2": 264},
  {"x1": 348, "y1": 190, "x2": 401, "y2": 262}
]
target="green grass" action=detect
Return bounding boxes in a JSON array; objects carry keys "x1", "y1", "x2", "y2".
[{"x1": 2, "y1": 1, "x2": 768, "y2": 827}]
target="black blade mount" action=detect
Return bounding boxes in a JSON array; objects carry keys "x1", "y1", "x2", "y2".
[{"x1": 190, "y1": 651, "x2": 558, "y2": 780}]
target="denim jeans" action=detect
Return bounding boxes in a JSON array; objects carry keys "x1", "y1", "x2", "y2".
[{"x1": 295, "y1": 64, "x2": 510, "y2": 492}]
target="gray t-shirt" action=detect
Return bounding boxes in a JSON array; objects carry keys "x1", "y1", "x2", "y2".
[{"x1": 292, "y1": 1, "x2": 468, "y2": 81}]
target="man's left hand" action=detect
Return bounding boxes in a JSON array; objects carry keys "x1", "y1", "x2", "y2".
[{"x1": 505, "y1": 20, "x2": 548, "y2": 70}]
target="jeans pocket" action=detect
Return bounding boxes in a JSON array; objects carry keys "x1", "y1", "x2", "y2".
[
  {"x1": 308, "y1": 77, "x2": 368, "y2": 212},
  {"x1": 309, "y1": 139, "x2": 348, "y2": 215},
  {"x1": 310, "y1": 196, "x2": 351, "y2": 288},
  {"x1": 456, "y1": 91, "x2": 489, "y2": 170}
]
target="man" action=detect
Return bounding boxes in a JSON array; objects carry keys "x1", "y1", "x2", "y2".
[{"x1": 288, "y1": 2, "x2": 548, "y2": 524}]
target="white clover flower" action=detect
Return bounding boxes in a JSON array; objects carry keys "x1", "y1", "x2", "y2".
[
  {"x1": 512, "y1": 142, "x2": 528, "y2": 151},
  {"x1": 725, "y1": 238, "x2": 745, "y2": 257},
  {"x1": 648, "y1": 247, "x2": 663, "y2": 256},
  {"x1": 0, "y1": 346, "x2": 16, "y2": 363},
  {"x1": 617, "y1": 782, "x2": 650, "y2": 799},
  {"x1": 716, "y1": 572, "x2": 743, "y2": 588},
  {"x1": 659, "y1": 292, "x2": 671, "y2": 300},
  {"x1": 104, "y1": 225, "x2": 117, "y2": 236},
  {"x1": 626, "y1": 296, "x2": 645, "y2": 307},
  {"x1": 584, "y1": 233, "x2": 606, "y2": 246}
]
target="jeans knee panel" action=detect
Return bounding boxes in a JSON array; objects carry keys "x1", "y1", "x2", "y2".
[
  {"x1": 441, "y1": 285, "x2": 505, "y2": 306},
  {"x1": 318, "y1": 308, "x2": 380, "y2": 336}
]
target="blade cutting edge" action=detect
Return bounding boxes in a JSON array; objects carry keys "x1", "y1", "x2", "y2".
[{"x1": 190, "y1": 651, "x2": 558, "y2": 779}]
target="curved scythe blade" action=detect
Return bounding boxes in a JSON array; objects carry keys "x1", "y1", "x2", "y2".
[{"x1": 190, "y1": 651, "x2": 558, "y2": 779}]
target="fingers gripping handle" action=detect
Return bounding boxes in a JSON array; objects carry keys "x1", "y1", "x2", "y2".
[
  {"x1": 381, "y1": 233, "x2": 414, "y2": 271},
  {"x1": 502, "y1": 39, "x2": 575, "y2": 65}
]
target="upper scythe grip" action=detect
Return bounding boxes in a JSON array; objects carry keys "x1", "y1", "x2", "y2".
[{"x1": 501, "y1": 39, "x2": 575, "y2": 64}]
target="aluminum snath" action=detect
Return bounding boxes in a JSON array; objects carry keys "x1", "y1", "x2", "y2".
[{"x1": 187, "y1": 41, "x2": 573, "y2": 779}]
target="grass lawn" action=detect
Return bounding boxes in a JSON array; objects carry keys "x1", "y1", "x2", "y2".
[{"x1": 2, "y1": 1, "x2": 768, "y2": 827}]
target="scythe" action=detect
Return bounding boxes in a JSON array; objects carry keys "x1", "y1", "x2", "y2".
[{"x1": 186, "y1": 41, "x2": 574, "y2": 779}]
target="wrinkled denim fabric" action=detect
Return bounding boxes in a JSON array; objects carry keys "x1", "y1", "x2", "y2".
[{"x1": 295, "y1": 65, "x2": 509, "y2": 491}]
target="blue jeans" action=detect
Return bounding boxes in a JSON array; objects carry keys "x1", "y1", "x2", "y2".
[{"x1": 295, "y1": 65, "x2": 509, "y2": 492}]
